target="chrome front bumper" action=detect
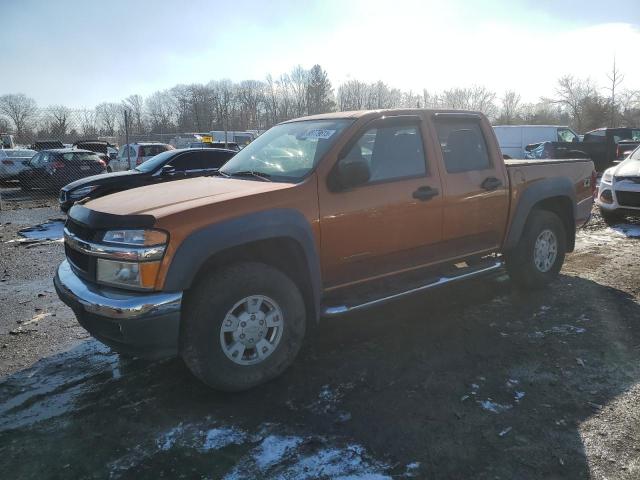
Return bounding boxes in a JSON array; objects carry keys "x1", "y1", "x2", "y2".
[{"x1": 54, "y1": 260, "x2": 182, "y2": 358}]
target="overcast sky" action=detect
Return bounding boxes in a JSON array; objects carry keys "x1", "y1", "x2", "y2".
[{"x1": 2, "y1": 0, "x2": 639, "y2": 108}]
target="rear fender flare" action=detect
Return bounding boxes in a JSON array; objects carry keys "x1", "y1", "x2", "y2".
[{"x1": 504, "y1": 177, "x2": 576, "y2": 250}]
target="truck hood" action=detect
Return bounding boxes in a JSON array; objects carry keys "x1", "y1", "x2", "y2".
[
  {"x1": 85, "y1": 176, "x2": 296, "y2": 217},
  {"x1": 614, "y1": 158, "x2": 640, "y2": 178}
]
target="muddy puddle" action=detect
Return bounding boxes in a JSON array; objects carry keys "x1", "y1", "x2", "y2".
[{"x1": 0, "y1": 340, "x2": 411, "y2": 479}]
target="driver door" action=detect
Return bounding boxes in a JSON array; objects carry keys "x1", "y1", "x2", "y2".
[{"x1": 319, "y1": 116, "x2": 443, "y2": 289}]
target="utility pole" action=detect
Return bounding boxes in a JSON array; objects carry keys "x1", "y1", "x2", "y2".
[{"x1": 124, "y1": 109, "x2": 130, "y2": 168}]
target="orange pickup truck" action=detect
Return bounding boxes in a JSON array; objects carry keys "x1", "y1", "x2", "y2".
[{"x1": 55, "y1": 109, "x2": 595, "y2": 390}]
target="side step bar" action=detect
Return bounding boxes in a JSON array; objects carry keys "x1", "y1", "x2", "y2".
[{"x1": 322, "y1": 260, "x2": 504, "y2": 317}]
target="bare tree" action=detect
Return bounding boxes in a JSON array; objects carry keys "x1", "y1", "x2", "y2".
[
  {"x1": 145, "y1": 91, "x2": 174, "y2": 133},
  {"x1": 0, "y1": 93, "x2": 37, "y2": 140},
  {"x1": 46, "y1": 105, "x2": 71, "y2": 138},
  {"x1": 289, "y1": 65, "x2": 309, "y2": 117},
  {"x1": 552, "y1": 75, "x2": 597, "y2": 131},
  {"x1": 237, "y1": 80, "x2": 264, "y2": 129},
  {"x1": 123, "y1": 94, "x2": 146, "y2": 134},
  {"x1": 497, "y1": 91, "x2": 522, "y2": 124},
  {"x1": 605, "y1": 57, "x2": 624, "y2": 127},
  {"x1": 80, "y1": 109, "x2": 98, "y2": 137},
  {"x1": 95, "y1": 102, "x2": 122, "y2": 136}
]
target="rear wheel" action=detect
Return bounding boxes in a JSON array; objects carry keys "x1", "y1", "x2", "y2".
[
  {"x1": 181, "y1": 262, "x2": 306, "y2": 391},
  {"x1": 505, "y1": 210, "x2": 566, "y2": 289}
]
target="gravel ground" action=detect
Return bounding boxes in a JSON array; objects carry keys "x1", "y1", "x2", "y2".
[{"x1": 0, "y1": 207, "x2": 639, "y2": 479}]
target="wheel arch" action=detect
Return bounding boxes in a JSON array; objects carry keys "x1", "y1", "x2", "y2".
[
  {"x1": 504, "y1": 177, "x2": 577, "y2": 253},
  {"x1": 163, "y1": 209, "x2": 321, "y2": 322}
]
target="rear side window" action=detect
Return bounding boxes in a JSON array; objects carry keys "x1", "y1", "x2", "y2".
[
  {"x1": 342, "y1": 123, "x2": 427, "y2": 184},
  {"x1": 435, "y1": 119, "x2": 491, "y2": 173},
  {"x1": 167, "y1": 152, "x2": 204, "y2": 171},
  {"x1": 201, "y1": 150, "x2": 234, "y2": 168},
  {"x1": 141, "y1": 145, "x2": 170, "y2": 157}
]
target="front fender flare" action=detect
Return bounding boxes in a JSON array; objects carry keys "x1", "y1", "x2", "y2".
[{"x1": 162, "y1": 208, "x2": 321, "y2": 318}]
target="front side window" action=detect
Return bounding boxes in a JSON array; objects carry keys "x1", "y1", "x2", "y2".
[
  {"x1": 558, "y1": 128, "x2": 578, "y2": 143},
  {"x1": 435, "y1": 119, "x2": 491, "y2": 173},
  {"x1": 220, "y1": 119, "x2": 353, "y2": 181},
  {"x1": 168, "y1": 153, "x2": 203, "y2": 172},
  {"x1": 341, "y1": 123, "x2": 427, "y2": 183}
]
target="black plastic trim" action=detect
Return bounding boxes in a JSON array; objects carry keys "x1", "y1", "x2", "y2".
[{"x1": 68, "y1": 204, "x2": 156, "y2": 230}]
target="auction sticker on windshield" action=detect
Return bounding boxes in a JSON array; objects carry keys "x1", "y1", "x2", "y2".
[{"x1": 302, "y1": 129, "x2": 336, "y2": 139}]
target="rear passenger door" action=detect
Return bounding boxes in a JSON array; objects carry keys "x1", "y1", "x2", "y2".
[{"x1": 433, "y1": 114, "x2": 509, "y2": 257}]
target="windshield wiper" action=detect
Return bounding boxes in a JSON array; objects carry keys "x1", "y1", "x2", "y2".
[
  {"x1": 209, "y1": 169, "x2": 230, "y2": 178},
  {"x1": 225, "y1": 170, "x2": 272, "y2": 182}
]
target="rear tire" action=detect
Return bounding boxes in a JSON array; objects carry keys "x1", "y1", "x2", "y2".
[
  {"x1": 599, "y1": 208, "x2": 624, "y2": 226},
  {"x1": 505, "y1": 210, "x2": 566, "y2": 289},
  {"x1": 181, "y1": 262, "x2": 306, "y2": 391}
]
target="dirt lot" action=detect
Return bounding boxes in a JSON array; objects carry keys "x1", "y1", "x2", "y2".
[{"x1": 0, "y1": 207, "x2": 639, "y2": 479}]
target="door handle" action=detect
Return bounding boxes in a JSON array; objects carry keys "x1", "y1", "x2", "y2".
[
  {"x1": 481, "y1": 177, "x2": 502, "y2": 191},
  {"x1": 413, "y1": 186, "x2": 439, "y2": 201}
]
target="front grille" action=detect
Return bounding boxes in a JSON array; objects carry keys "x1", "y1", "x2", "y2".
[
  {"x1": 65, "y1": 219, "x2": 97, "y2": 241},
  {"x1": 616, "y1": 191, "x2": 640, "y2": 208},
  {"x1": 64, "y1": 218, "x2": 98, "y2": 281}
]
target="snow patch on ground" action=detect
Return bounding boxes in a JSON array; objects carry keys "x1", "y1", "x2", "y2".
[
  {"x1": 478, "y1": 399, "x2": 513, "y2": 414},
  {"x1": 16, "y1": 219, "x2": 65, "y2": 241},
  {"x1": 608, "y1": 224, "x2": 640, "y2": 238}
]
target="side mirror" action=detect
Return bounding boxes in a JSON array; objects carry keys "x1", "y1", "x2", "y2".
[
  {"x1": 335, "y1": 158, "x2": 370, "y2": 189},
  {"x1": 161, "y1": 165, "x2": 176, "y2": 175}
]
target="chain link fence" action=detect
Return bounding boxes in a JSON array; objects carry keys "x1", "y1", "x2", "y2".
[{"x1": 0, "y1": 109, "x2": 181, "y2": 212}]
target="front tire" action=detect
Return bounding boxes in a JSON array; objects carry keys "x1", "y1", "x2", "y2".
[
  {"x1": 505, "y1": 210, "x2": 566, "y2": 289},
  {"x1": 181, "y1": 262, "x2": 306, "y2": 391}
]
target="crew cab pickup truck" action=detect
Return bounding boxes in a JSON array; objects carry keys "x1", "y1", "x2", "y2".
[{"x1": 54, "y1": 109, "x2": 595, "y2": 391}]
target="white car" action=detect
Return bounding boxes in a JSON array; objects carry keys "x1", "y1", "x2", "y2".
[
  {"x1": 596, "y1": 147, "x2": 640, "y2": 224},
  {"x1": 111, "y1": 142, "x2": 173, "y2": 171},
  {"x1": 0, "y1": 149, "x2": 36, "y2": 181}
]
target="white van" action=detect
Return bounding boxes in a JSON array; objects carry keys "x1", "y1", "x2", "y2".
[{"x1": 493, "y1": 125, "x2": 580, "y2": 159}]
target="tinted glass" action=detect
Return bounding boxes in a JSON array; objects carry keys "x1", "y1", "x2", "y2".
[
  {"x1": 62, "y1": 152, "x2": 100, "y2": 162},
  {"x1": 167, "y1": 152, "x2": 204, "y2": 171},
  {"x1": 135, "y1": 150, "x2": 177, "y2": 173},
  {"x1": 342, "y1": 124, "x2": 427, "y2": 183},
  {"x1": 435, "y1": 120, "x2": 491, "y2": 173},
  {"x1": 201, "y1": 150, "x2": 234, "y2": 168},
  {"x1": 141, "y1": 145, "x2": 171, "y2": 157}
]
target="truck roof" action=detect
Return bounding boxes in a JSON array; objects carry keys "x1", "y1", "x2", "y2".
[{"x1": 283, "y1": 108, "x2": 484, "y2": 123}]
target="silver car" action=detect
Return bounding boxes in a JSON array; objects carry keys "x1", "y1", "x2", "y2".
[{"x1": 0, "y1": 149, "x2": 36, "y2": 181}]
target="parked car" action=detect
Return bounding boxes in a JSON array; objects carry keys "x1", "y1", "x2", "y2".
[
  {"x1": 596, "y1": 146, "x2": 640, "y2": 224},
  {"x1": 111, "y1": 142, "x2": 173, "y2": 172},
  {"x1": 1, "y1": 133, "x2": 16, "y2": 149},
  {"x1": 31, "y1": 140, "x2": 65, "y2": 151},
  {"x1": 524, "y1": 141, "x2": 587, "y2": 160},
  {"x1": 0, "y1": 149, "x2": 36, "y2": 182},
  {"x1": 54, "y1": 108, "x2": 595, "y2": 391},
  {"x1": 579, "y1": 127, "x2": 640, "y2": 171},
  {"x1": 59, "y1": 148, "x2": 236, "y2": 212},
  {"x1": 19, "y1": 148, "x2": 106, "y2": 191},
  {"x1": 493, "y1": 125, "x2": 580, "y2": 159},
  {"x1": 189, "y1": 141, "x2": 240, "y2": 151}
]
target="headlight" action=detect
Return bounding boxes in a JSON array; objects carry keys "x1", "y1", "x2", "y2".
[
  {"x1": 96, "y1": 259, "x2": 161, "y2": 290},
  {"x1": 103, "y1": 229, "x2": 168, "y2": 246},
  {"x1": 601, "y1": 169, "x2": 614, "y2": 183},
  {"x1": 69, "y1": 185, "x2": 98, "y2": 199}
]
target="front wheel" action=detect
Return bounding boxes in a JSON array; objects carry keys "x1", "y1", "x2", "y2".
[
  {"x1": 181, "y1": 262, "x2": 306, "y2": 391},
  {"x1": 505, "y1": 210, "x2": 566, "y2": 289}
]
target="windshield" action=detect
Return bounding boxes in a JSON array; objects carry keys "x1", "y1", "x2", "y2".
[
  {"x1": 219, "y1": 119, "x2": 353, "y2": 181},
  {"x1": 135, "y1": 149, "x2": 176, "y2": 173}
]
